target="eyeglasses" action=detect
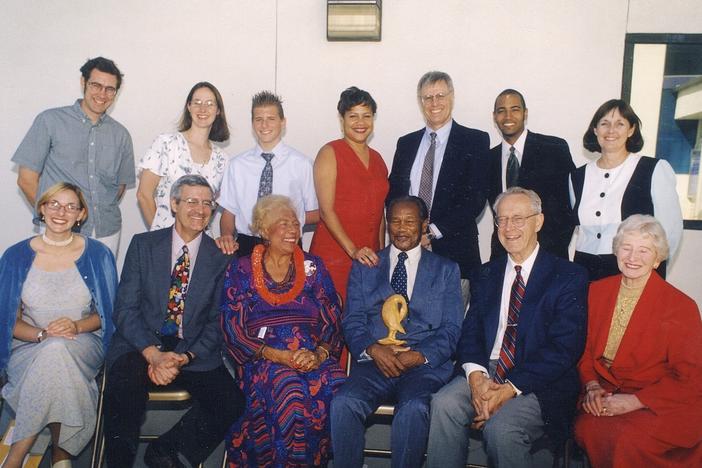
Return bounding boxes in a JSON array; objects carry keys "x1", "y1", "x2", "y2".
[
  {"x1": 44, "y1": 200, "x2": 82, "y2": 213},
  {"x1": 420, "y1": 91, "x2": 452, "y2": 104},
  {"x1": 181, "y1": 198, "x2": 217, "y2": 209},
  {"x1": 87, "y1": 81, "x2": 117, "y2": 97},
  {"x1": 494, "y1": 213, "x2": 540, "y2": 229},
  {"x1": 190, "y1": 99, "x2": 217, "y2": 109}
]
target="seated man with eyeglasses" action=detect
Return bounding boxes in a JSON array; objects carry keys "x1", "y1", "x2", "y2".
[
  {"x1": 12, "y1": 56, "x2": 135, "y2": 256},
  {"x1": 426, "y1": 187, "x2": 588, "y2": 468},
  {"x1": 103, "y1": 175, "x2": 244, "y2": 468}
]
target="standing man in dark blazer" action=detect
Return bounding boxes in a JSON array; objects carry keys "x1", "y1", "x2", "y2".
[
  {"x1": 487, "y1": 89, "x2": 575, "y2": 259},
  {"x1": 426, "y1": 188, "x2": 587, "y2": 468},
  {"x1": 387, "y1": 71, "x2": 490, "y2": 303},
  {"x1": 103, "y1": 175, "x2": 244, "y2": 468}
]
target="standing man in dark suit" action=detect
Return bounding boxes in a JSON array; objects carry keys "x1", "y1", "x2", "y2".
[
  {"x1": 103, "y1": 175, "x2": 244, "y2": 468},
  {"x1": 426, "y1": 187, "x2": 587, "y2": 468},
  {"x1": 331, "y1": 196, "x2": 463, "y2": 468},
  {"x1": 488, "y1": 89, "x2": 575, "y2": 259},
  {"x1": 387, "y1": 71, "x2": 490, "y2": 303}
]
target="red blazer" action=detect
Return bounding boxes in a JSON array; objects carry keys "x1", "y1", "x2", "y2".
[{"x1": 579, "y1": 272, "x2": 702, "y2": 448}]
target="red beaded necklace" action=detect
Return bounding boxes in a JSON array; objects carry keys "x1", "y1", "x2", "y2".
[{"x1": 252, "y1": 244, "x2": 306, "y2": 306}]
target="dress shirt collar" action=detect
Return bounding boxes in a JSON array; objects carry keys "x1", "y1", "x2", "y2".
[
  {"x1": 425, "y1": 119, "x2": 453, "y2": 145},
  {"x1": 501, "y1": 128, "x2": 528, "y2": 164},
  {"x1": 171, "y1": 228, "x2": 203, "y2": 271},
  {"x1": 389, "y1": 242, "x2": 422, "y2": 300},
  {"x1": 255, "y1": 141, "x2": 286, "y2": 161},
  {"x1": 506, "y1": 242, "x2": 539, "y2": 283},
  {"x1": 74, "y1": 99, "x2": 107, "y2": 124},
  {"x1": 389, "y1": 242, "x2": 422, "y2": 267}
]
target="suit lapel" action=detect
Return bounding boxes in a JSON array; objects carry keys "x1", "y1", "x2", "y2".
[
  {"x1": 182, "y1": 234, "x2": 216, "y2": 330},
  {"x1": 433, "y1": 122, "x2": 458, "y2": 214},
  {"x1": 152, "y1": 229, "x2": 174, "y2": 320},
  {"x1": 376, "y1": 249, "x2": 396, "y2": 299},
  {"x1": 484, "y1": 258, "x2": 507, "y2": 347},
  {"x1": 410, "y1": 249, "x2": 434, "y2": 309},
  {"x1": 515, "y1": 249, "x2": 553, "y2": 353}
]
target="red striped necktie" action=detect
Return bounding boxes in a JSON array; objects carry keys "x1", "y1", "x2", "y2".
[{"x1": 494, "y1": 265, "x2": 525, "y2": 384}]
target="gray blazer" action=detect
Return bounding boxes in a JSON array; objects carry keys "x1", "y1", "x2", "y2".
[{"x1": 106, "y1": 227, "x2": 233, "y2": 372}]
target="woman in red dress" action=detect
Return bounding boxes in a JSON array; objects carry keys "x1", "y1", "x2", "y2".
[{"x1": 310, "y1": 87, "x2": 388, "y2": 301}]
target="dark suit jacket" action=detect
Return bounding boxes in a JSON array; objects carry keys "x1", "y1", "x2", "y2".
[
  {"x1": 457, "y1": 248, "x2": 588, "y2": 441},
  {"x1": 387, "y1": 121, "x2": 490, "y2": 278},
  {"x1": 106, "y1": 228, "x2": 233, "y2": 372},
  {"x1": 343, "y1": 247, "x2": 463, "y2": 379},
  {"x1": 487, "y1": 131, "x2": 575, "y2": 259}
]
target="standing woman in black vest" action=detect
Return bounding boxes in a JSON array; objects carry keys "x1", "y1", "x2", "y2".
[{"x1": 570, "y1": 99, "x2": 683, "y2": 281}]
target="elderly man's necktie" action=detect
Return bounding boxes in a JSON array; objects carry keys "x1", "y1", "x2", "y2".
[
  {"x1": 494, "y1": 265, "x2": 524, "y2": 384},
  {"x1": 391, "y1": 251, "x2": 409, "y2": 302},
  {"x1": 161, "y1": 245, "x2": 190, "y2": 338},
  {"x1": 258, "y1": 152, "x2": 275, "y2": 198},
  {"x1": 418, "y1": 132, "x2": 437, "y2": 211},
  {"x1": 506, "y1": 146, "x2": 520, "y2": 188}
]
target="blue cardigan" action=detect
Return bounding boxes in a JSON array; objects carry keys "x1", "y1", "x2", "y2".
[{"x1": 0, "y1": 236, "x2": 117, "y2": 373}]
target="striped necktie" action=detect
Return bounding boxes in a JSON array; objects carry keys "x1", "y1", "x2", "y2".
[{"x1": 494, "y1": 265, "x2": 525, "y2": 384}]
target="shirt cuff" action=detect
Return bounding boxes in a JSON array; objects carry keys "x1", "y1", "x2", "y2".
[
  {"x1": 428, "y1": 223, "x2": 443, "y2": 240},
  {"x1": 506, "y1": 379, "x2": 522, "y2": 396},
  {"x1": 463, "y1": 362, "x2": 488, "y2": 380},
  {"x1": 360, "y1": 349, "x2": 373, "y2": 361}
]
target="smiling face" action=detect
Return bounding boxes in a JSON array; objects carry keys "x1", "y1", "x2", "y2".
[
  {"x1": 493, "y1": 93, "x2": 527, "y2": 144},
  {"x1": 40, "y1": 188, "x2": 85, "y2": 237},
  {"x1": 419, "y1": 79, "x2": 454, "y2": 130},
  {"x1": 80, "y1": 69, "x2": 118, "y2": 121},
  {"x1": 253, "y1": 104, "x2": 285, "y2": 151},
  {"x1": 264, "y1": 207, "x2": 301, "y2": 256},
  {"x1": 187, "y1": 86, "x2": 219, "y2": 130},
  {"x1": 388, "y1": 201, "x2": 427, "y2": 252},
  {"x1": 171, "y1": 184, "x2": 214, "y2": 241},
  {"x1": 594, "y1": 108, "x2": 636, "y2": 155},
  {"x1": 341, "y1": 104, "x2": 374, "y2": 145},
  {"x1": 615, "y1": 231, "x2": 659, "y2": 286},
  {"x1": 496, "y1": 193, "x2": 543, "y2": 264}
]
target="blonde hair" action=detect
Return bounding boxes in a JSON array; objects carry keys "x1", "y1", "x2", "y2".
[
  {"x1": 37, "y1": 182, "x2": 88, "y2": 224},
  {"x1": 250, "y1": 195, "x2": 298, "y2": 238}
]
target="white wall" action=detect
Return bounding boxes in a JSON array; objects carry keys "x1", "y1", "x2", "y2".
[{"x1": 1, "y1": 0, "x2": 701, "y2": 305}]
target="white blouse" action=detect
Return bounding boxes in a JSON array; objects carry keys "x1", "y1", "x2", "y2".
[{"x1": 139, "y1": 132, "x2": 227, "y2": 231}]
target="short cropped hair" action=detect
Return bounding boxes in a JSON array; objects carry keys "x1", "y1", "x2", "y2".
[
  {"x1": 178, "y1": 82, "x2": 230, "y2": 142},
  {"x1": 170, "y1": 174, "x2": 213, "y2": 201},
  {"x1": 337, "y1": 86, "x2": 377, "y2": 115},
  {"x1": 251, "y1": 195, "x2": 298, "y2": 238},
  {"x1": 251, "y1": 91, "x2": 285, "y2": 120},
  {"x1": 417, "y1": 71, "x2": 454, "y2": 96},
  {"x1": 386, "y1": 196, "x2": 429, "y2": 223},
  {"x1": 494, "y1": 88, "x2": 527, "y2": 111},
  {"x1": 80, "y1": 57, "x2": 123, "y2": 90},
  {"x1": 612, "y1": 214, "x2": 669, "y2": 262},
  {"x1": 36, "y1": 182, "x2": 89, "y2": 224},
  {"x1": 583, "y1": 99, "x2": 644, "y2": 153},
  {"x1": 493, "y1": 186, "x2": 542, "y2": 214}
]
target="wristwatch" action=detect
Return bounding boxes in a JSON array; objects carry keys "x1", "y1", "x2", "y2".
[{"x1": 36, "y1": 329, "x2": 47, "y2": 343}]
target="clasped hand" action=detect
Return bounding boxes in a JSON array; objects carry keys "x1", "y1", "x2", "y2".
[
  {"x1": 469, "y1": 372, "x2": 515, "y2": 429},
  {"x1": 45, "y1": 317, "x2": 78, "y2": 339},
  {"x1": 367, "y1": 343, "x2": 424, "y2": 378},
  {"x1": 144, "y1": 347, "x2": 188, "y2": 386},
  {"x1": 582, "y1": 381, "x2": 643, "y2": 417}
]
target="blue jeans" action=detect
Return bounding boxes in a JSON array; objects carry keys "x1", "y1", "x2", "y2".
[
  {"x1": 426, "y1": 372, "x2": 545, "y2": 468},
  {"x1": 331, "y1": 360, "x2": 447, "y2": 468}
]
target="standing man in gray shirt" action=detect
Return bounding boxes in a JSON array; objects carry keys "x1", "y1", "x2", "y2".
[{"x1": 12, "y1": 56, "x2": 135, "y2": 255}]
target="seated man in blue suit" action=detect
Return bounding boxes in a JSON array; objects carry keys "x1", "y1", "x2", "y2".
[
  {"x1": 103, "y1": 175, "x2": 245, "y2": 468},
  {"x1": 331, "y1": 196, "x2": 463, "y2": 468},
  {"x1": 426, "y1": 187, "x2": 588, "y2": 468}
]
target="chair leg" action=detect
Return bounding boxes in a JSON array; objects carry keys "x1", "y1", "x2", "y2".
[{"x1": 90, "y1": 370, "x2": 107, "y2": 468}]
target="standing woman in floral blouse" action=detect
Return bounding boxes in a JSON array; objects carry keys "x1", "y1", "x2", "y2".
[{"x1": 137, "y1": 82, "x2": 230, "y2": 230}]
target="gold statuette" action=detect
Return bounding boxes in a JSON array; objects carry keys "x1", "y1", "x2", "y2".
[{"x1": 378, "y1": 294, "x2": 408, "y2": 345}]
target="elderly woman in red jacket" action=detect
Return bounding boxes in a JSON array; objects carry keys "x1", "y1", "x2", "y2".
[{"x1": 575, "y1": 214, "x2": 702, "y2": 467}]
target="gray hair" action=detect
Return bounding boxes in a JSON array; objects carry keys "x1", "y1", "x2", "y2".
[
  {"x1": 493, "y1": 187, "x2": 542, "y2": 214},
  {"x1": 250, "y1": 195, "x2": 298, "y2": 238},
  {"x1": 612, "y1": 214, "x2": 669, "y2": 262},
  {"x1": 417, "y1": 71, "x2": 454, "y2": 96},
  {"x1": 170, "y1": 174, "x2": 213, "y2": 200}
]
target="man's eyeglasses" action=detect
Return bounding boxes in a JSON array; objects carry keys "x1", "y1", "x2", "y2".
[
  {"x1": 420, "y1": 92, "x2": 452, "y2": 104},
  {"x1": 44, "y1": 200, "x2": 82, "y2": 213},
  {"x1": 494, "y1": 213, "x2": 540, "y2": 229},
  {"x1": 181, "y1": 198, "x2": 217, "y2": 210},
  {"x1": 87, "y1": 81, "x2": 117, "y2": 97}
]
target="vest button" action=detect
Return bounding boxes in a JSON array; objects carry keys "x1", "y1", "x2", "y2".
[
  {"x1": 595, "y1": 211, "x2": 601, "y2": 216},
  {"x1": 600, "y1": 192, "x2": 605, "y2": 198}
]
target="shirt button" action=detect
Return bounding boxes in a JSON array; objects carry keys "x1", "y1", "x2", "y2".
[
  {"x1": 604, "y1": 173, "x2": 610, "y2": 178},
  {"x1": 595, "y1": 211, "x2": 601, "y2": 217},
  {"x1": 600, "y1": 192, "x2": 605, "y2": 198},
  {"x1": 596, "y1": 233, "x2": 601, "y2": 239}
]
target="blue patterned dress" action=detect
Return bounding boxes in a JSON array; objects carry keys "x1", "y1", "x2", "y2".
[{"x1": 221, "y1": 251, "x2": 346, "y2": 467}]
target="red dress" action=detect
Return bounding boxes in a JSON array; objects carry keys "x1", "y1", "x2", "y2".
[
  {"x1": 310, "y1": 139, "x2": 389, "y2": 301},
  {"x1": 574, "y1": 273, "x2": 702, "y2": 467}
]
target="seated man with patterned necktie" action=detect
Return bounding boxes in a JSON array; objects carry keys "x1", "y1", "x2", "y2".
[
  {"x1": 102, "y1": 175, "x2": 244, "y2": 468},
  {"x1": 426, "y1": 187, "x2": 588, "y2": 468},
  {"x1": 330, "y1": 196, "x2": 463, "y2": 468}
]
